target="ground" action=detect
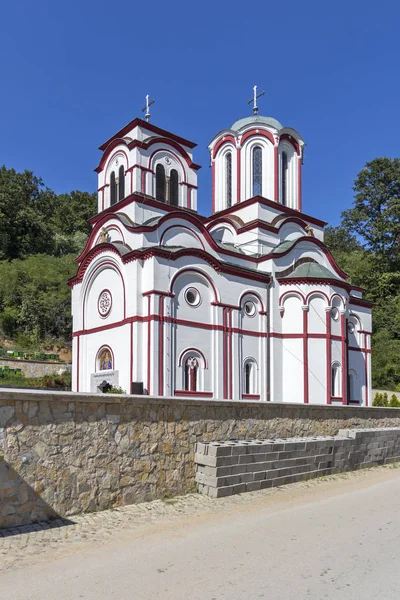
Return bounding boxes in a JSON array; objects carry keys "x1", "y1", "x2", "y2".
[{"x1": 1, "y1": 466, "x2": 399, "y2": 599}]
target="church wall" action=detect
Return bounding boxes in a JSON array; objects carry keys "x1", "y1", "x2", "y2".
[
  {"x1": 348, "y1": 350, "x2": 367, "y2": 404},
  {"x1": 282, "y1": 339, "x2": 304, "y2": 402},
  {"x1": 308, "y1": 339, "x2": 327, "y2": 404},
  {"x1": 78, "y1": 325, "x2": 131, "y2": 394},
  {"x1": 83, "y1": 266, "x2": 125, "y2": 331}
]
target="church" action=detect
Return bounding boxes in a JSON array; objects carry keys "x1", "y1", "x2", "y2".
[{"x1": 69, "y1": 91, "x2": 372, "y2": 405}]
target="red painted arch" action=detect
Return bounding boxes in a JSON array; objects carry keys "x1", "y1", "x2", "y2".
[
  {"x1": 159, "y1": 224, "x2": 206, "y2": 250},
  {"x1": 279, "y1": 134, "x2": 300, "y2": 156},
  {"x1": 279, "y1": 290, "x2": 306, "y2": 306},
  {"x1": 238, "y1": 289, "x2": 266, "y2": 313},
  {"x1": 81, "y1": 259, "x2": 126, "y2": 330},
  {"x1": 240, "y1": 129, "x2": 275, "y2": 146},
  {"x1": 178, "y1": 347, "x2": 207, "y2": 369},
  {"x1": 211, "y1": 135, "x2": 237, "y2": 159},
  {"x1": 169, "y1": 267, "x2": 219, "y2": 303},
  {"x1": 95, "y1": 344, "x2": 115, "y2": 373}
]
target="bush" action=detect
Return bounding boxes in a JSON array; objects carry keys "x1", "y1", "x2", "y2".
[
  {"x1": 106, "y1": 386, "x2": 125, "y2": 394},
  {"x1": 389, "y1": 394, "x2": 400, "y2": 407},
  {"x1": 373, "y1": 392, "x2": 389, "y2": 407}
]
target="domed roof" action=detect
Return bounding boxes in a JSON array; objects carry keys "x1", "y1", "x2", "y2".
[{"x1": 231, "y1": 115, "x2": 283, "y2": 131}]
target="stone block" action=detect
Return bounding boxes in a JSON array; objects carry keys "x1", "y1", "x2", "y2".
[
  {"x1": 246, "y1": 481, "x2": 261, "y2": 492},
  {"x1": 232, "y1": 483, "x2": 246, "y2": 495}
]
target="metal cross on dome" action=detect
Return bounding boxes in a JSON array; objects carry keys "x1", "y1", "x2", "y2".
[
  {"x1": 142, "y1": 94, "x2": 155, "y2": 122},
  {"x1": 248, "y1": 85, "x2": 265, "y2": 116}
]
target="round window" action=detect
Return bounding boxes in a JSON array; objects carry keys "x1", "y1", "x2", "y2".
[
  {"x1": 244, "y1": 301, "x2": 256, "y2": 317},
  {"x1": 331, "y1": 307, "x2": 339, "y2": 321},
  {"x1": 98, "y1": 290, "x2": 112, "y2": 317},
  {"x1": 348, "y1": 322, "x2": 355, "y2": 334},
  {"x1": 185, "y1": 287, "x2": 201, "y2": 307}
]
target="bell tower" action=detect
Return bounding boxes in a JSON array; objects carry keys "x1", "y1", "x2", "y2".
[
  {"x1": 208, "y1": 87, "x2": 305, "y2": 214},
  {"x1": 94, "y1": 98, "x2": 201, "y2": 216}
]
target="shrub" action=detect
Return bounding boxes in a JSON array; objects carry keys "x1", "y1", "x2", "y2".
[
  {"x1": 106, "y1": 386, "x2": 125, "y2": 394},
  {"x1": 389, "y1": 394, "x2": 400, "y2": 408}
]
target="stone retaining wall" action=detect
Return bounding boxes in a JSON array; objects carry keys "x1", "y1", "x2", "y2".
[
  {"x1": 2, "y1": 390, "x2": 400, "y2": 529},
  {"x1": 195, "y1": 428, "x2": 400, "y2": 497},
  {"x1": 0, "y1": 359, "x2": 69, "y2": 378}
]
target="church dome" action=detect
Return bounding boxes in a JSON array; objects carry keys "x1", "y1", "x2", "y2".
[{"x1": 231, "y1": 115, "x2": 283, "y2": 131}]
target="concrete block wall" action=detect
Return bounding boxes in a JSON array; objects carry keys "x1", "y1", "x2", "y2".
[{"x1": 195, "y1": 428, "x2": 400, "y2": 498}]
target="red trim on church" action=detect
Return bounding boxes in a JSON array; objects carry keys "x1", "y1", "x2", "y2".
[{"x1": 98, "y1": 117, "x2": 197, "y2": 152}]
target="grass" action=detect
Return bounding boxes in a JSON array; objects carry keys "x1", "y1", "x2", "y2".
[{"x1": 0, "y1": 372, "x2": 71, "y2": 390}]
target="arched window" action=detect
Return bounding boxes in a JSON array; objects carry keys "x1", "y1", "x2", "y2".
[
  {"x1": 225, "y1": 152, "x2": 232, "y2": 208},
  {"x1": 331, "y1": 363, "x2": 341, "y2": 398},
  {"x1": 252, "y1": 146, "x2": 262, "y2": 196},
  {"x1": 118, "y1": 165, "x2": 125, "y2": 201},
  {"x1": 281, "y1": 151, "x2": 288, "y2": 206},
  {"x1": 98, "y1": 348, "x2": 113, "y2": 371},
  {"x1": 348, "y1": 370, "x2": 357, "y2": 401},
  {"x1": 243, "y1": 359, "x2": 257, "y2": 394},
  {"x1": 169, "y1": 169, "x2": 179, "y2": 206},
  {"x1": 110, "y1": 171, "x2": 117, "y2": 205},
  {"x1": 184, "y1": 356, "x2": 199, "y2": 391},
  {"x1": 156, "y1": 164, "x2": 166, "y2": 202}
]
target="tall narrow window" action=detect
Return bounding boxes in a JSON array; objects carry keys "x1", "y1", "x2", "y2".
[
  {"x1": 118, "y1": 165, "x2": 125, "y2": 201},
  {"x1": 252, "y1": 146, "x2": 262, "y2": 196},
  {"x1": 245, "y1": 362, "x2": 252, "y2": 394},
  {"x1": 281, "y1": 151, "x2": 288, "y2": 206},
  {"x1": 243, "y1": 359, "x2": 257, "y2": 395},
  {"x1": 110, "y1": 171, "x2": 117, "y2": 205},
  {"x1": 225, "y1": 152, "x2": 232, "y2": 208},
  {"x1": 169, "y1": 169, "x2": 179, "y2": 206},
  {"x1": 331, "y1": 363, "x2": 341, "y2": 397},
  {"x1": 184, "y1": 357, "x2": 198, "y2": 391},
  {"x1": 156, "y1": 164, "x2": 166, "y2": 202}
]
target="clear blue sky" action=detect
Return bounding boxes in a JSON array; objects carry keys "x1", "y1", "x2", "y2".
[{"x1": 1, "y1": 0, "x2": 399, "y2": 226}]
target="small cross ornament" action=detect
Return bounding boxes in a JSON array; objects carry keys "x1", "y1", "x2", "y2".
[
  {"x1": 142, "y1": 94, "x2": 155, "y2": 122},
  {"x1": 248, "y1": 85, "x2": 265, "y2": 116}
]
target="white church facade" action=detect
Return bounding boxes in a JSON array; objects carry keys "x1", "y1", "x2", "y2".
[{"x1": 70, "y1": 99, "x2": 372, "y2": 405}]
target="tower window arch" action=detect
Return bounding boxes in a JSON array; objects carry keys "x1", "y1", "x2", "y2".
[
  {"x1": 118, "y1": 165, "x2": 125, "y2": 201},
  {"x1": 225, "y1": 152, "x2": 232, "y2": 208},
  {"x1": 281, "y1": 151, "x2": 288, "y2": 206},
  {"x1": 110, "y1": 171, "x2": 117, "y2": 205},
  {"x1": 252, "y1": 146, "x2": 262, "y2": 196},
  {"x1": 156, "y1": 164, "x2": 166, "y2": 202},
  {"x1": 169, "y1": 169, "x2": 179, "y2": 206}
]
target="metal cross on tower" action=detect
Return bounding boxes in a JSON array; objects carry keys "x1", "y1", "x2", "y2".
[
  {"x1": 248, "y1": 85, "x2": 265, "y2": 116},
  {"x1": 142, "y1": 94, "x2": 155, "y2": 122}
]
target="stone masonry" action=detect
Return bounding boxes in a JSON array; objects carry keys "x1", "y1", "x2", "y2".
[
  {"x1": 195, "y1": 428, "x2": 400, "y2": 497},
  {"x1": 2, "y1": 390, "x2": 400, "y2": 529}
]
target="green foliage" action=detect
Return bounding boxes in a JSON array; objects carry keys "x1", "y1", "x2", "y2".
[
  {"x1": 342, "y1": 157, "x2": 400, "y2": 271},
  {"x1": 328, "y1": 157, "x2": 400, "y2": 391},
  {"x1": 105, "y1": 386, "x2": 125, "y2": 394},
  {"x1": 372, "y1": 392, "x2": 389, "y2": 407},
  {"x1": 0, "y1": 166, "x2": 96, "y2": 261},
  {"x1": 0, "y1": 167, "x2": 96, "y2": 345},
  {"x1": 0, "y1": 371, "x2": 71, "y2": 390},
  {"x1": 389, "y1": 394, "x2": 400, "y2": 407},
  {"x1": 0, "y1": 254, "x2": 77, "y2": 344}
]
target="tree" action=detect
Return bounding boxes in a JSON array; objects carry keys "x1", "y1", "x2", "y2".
[
  {"x1": 324, "y1": 225, "x2": 361, "y2": 253},
  {"x1": 342, "y1": 157, "x2": 400, "y2": 270},
  {"x1": 51, "y1": 190, "x2": 97, "y2": 237},
  {"x1": 0, "y1": 166, "x2": 56, "y2": 259}
]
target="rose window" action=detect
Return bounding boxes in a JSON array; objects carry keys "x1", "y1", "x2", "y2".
[{"x1": 98, "y1": 290, "x2": 112, "y2": 317}]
